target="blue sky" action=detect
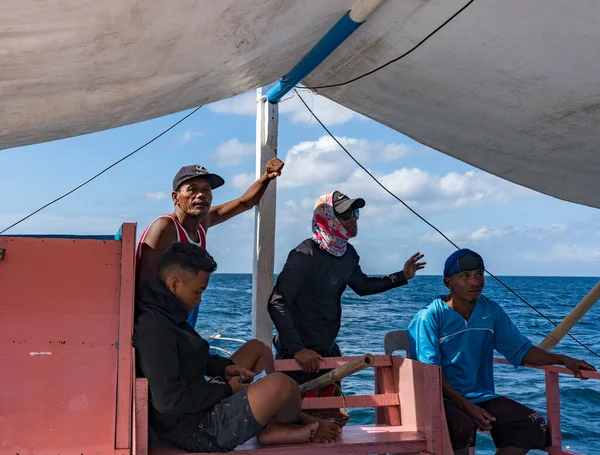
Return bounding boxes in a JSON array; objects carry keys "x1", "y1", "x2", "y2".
[{"x1": 2, "y1": 89, "x2": 600, "y2": 276}]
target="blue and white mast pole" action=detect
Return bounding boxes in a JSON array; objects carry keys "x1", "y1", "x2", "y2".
[
  {"x1": 252, "y1": 0, "x2": 387, "y2": 345},
  {"x1": 265, "y1": 0, "x2": 386, "y2": 103}
]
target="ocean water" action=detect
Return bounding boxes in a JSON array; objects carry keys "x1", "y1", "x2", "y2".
[{"x1": 196, "y1": 274, "x2": 600, "y2": 454}]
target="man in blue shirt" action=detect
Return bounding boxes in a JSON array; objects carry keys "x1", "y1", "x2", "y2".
[{"x1": 408, "y1": 249, "x2": 596, "y2": 455}]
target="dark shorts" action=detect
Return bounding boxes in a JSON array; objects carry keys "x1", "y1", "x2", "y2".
[
  {"x1": 444, "y1": 396, "x2": 549, "y2": 450},
  {"x1": 183, "y1": 389, "x2": 264, "y2": 453}
]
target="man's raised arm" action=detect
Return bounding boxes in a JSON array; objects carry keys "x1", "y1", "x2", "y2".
[{"x1": 204, "y1": 158, "x2": 284, "y2": 229}]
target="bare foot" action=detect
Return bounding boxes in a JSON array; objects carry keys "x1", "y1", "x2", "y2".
[
  {"x1": 258, "y1": 421, "x2": 319, "y2": 445},
  {"x1": 312, "y1": 419, "x2": 342, "y2": 443}
]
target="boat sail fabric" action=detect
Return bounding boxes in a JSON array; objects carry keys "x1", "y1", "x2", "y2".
[{"x1": 2, "y1": 0, "x2": 600, "y2": 208}]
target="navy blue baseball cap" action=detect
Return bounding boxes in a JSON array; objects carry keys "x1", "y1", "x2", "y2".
[
  {"x1": 444, "y1": 249, "x2": 485, "y2": 277},
  {"x1": 173, "y1": 165, "x2": 225, "y2": 191}
]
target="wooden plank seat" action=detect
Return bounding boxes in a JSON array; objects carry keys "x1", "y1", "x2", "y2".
[
  {"x1": 135, "y1": 355, "x2": 447, "y2": 454},
  {"x1": 146, "y1": 424, "x2": 425, "y2": 455}
]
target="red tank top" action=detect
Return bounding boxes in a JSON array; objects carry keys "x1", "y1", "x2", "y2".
[{"x1": 136, "y1": 214, "x2": 207, "y2": 262}]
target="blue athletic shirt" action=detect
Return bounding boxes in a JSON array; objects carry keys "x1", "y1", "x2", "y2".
[{"x1": 407, "y1": 295, "x2": 533, "y2": 403}]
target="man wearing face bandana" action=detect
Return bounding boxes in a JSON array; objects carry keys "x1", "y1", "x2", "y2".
[
  {"x1": 268, "y1": 191, "x2": 425, "y2": 396},
  {"x1": 407, "y1": 249, "x2": 596, "y2": 455}
]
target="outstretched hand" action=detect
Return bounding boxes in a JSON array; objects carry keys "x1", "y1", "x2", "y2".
[
  {"x1": 403, "y1": 252, "x2": 426, "y2": 280},
  {"x1": 266, "y1": 157, "x2": 284, "y2": 180}
]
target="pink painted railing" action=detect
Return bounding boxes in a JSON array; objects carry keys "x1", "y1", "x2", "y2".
[{"x1": 493, "y1": 358, "x2": 600, "y2": 455}]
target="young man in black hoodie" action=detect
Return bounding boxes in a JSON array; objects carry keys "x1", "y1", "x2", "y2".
[{"x1": 134, "y1": 242, "x2": 341, "y2": 452}]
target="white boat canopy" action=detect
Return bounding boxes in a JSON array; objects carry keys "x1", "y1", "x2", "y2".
[{"x1": 2, "y1": 0, "x2": 600, "y2": 207}]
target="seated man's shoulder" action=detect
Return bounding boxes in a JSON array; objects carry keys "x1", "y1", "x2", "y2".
[
  {"x1": 410, "y1": 298, "x2": 445, "y2": 324},
  {"x1": 134, "y1": 306, "x2": 165, "y2": 333},
  {"x1": 423, "y1": 297, "x2": 447, "y2": 315},
  {"x1": 134, "y1": 293, "x2": 173, "y2": 334}
]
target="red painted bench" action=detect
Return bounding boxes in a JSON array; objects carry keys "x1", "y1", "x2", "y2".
[{"x1": 135, "y1": 355, "x2": 448, "y2": 454}]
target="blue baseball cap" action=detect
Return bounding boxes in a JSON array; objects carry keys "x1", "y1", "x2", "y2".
[{"x1": 444, "y1": 249, "x2": 485, "y2": 277}]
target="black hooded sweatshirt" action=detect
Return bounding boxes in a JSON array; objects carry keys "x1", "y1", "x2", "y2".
[{"x1": 133, "y1": 280, "x2": 234, "y2": 446}]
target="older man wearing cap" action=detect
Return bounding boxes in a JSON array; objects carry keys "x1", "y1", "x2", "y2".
[
  {"x1": 267, "y1": 190, "x2": 425, "y2": 439},
  {"x1": 136, "y1": 158, "x2": 284, "y2": 328},
  {"x1": 407, "y1": 248, "x2": 596, "y2": 455}
]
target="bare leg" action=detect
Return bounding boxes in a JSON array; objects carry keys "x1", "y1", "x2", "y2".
[
  {"x1": 496, "y1": 448, "x2": 528, "y2": 455},
  {"x1": 246, "y1": 373, "x2": 318, "y2": 445},
  {"x1": 231, "y1": 339, "x2": 275, "y2": 373},
  {"x1": 247, "y1": 372, "x2": 302, "y2": 425}
]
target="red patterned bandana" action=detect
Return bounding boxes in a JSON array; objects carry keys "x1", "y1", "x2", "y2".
[{"x1": 311, "y1": 191, "x2": 356, "y2": 257}]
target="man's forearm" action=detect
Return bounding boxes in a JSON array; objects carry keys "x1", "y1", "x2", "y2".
[
  {"x1": 442, "y1": 377, "x2": 471, "y2": 411},
  {"x1": 349, "y1": 271, "x2": 407, "y2": 296},
  {"x1": 238, "y1": 173, "x2": 271, "y2": 209},
  {"x1": 522, "y1": 346, "x2": 563, "y2": 366}
]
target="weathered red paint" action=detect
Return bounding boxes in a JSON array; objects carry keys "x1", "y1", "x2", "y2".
[
  {"x1": 116, "y1": 223, "x2": 137, "y2": 449},
  {"x1": 0, "y1": 235, "x2": 122, "y2": 453}
]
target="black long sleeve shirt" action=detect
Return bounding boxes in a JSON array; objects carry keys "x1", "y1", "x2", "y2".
[
  {"x1": 268, "y1": 239, "x2": 408, "y2": 356},
  {"x1": 133, "y1": 280, "x2": 234, "y2": 446}
]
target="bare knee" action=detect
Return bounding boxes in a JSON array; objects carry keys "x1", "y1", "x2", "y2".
[
  {"x1": 246, "y1": 339, "x2": 273, "y2": 358},
  {"x1": 267, "y1": 372, "x2": 300, "y2": 401}
]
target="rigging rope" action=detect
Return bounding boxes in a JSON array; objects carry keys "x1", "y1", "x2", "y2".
[
  {"x1": 294, "y1": 88, "x2": 600, "y2": 360},
  {"x1": 0, "y1": 107, "x2": 202, "y2": 235}
]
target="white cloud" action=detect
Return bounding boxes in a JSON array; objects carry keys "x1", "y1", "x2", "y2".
[
  {"x1": 336, "y1": 168, "x2": 533, "y2": 214},
  {"x1": 378, "y1": 143, "x2": 410, "y2": 162},
  {"x1": 423, "y1": 223, "x2": 568, "y2": 245},
  {"x1": 278, "y1": 92, "x2": 363, "y2": 126},
  {"x1": 519, "y1": 243, "x2": 600, "y2": 263},
  {"x1": 178, "y1": 130, "x2": 202, "y2": 145},
  {"x1": 209, "y1": 92, "x2": 257, "y2": 116},
  {"x1": 216, "y1": 138, "x2": 254, "y2": 167},
  {"x1": 278, "y1": 136, "x2": 408, "y2": 189},
  {"x1": 231, "y1": 173, "x2": 255, "y2": 190},
  {"x1": 208, "y1": 91, "x2": 363, "y2": 126},
  {"x1": 144, "y1": 191, "x2": 168, "y2": 201}
]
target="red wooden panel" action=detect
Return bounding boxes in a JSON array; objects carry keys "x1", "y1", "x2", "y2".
[
  {"x1": 149, "y1": 426, "x2": 426, "y2": 455},
  {"x1": 116, "y1": 223, "x2": 137, "y2": 449},
  {"x1": 135, "y1": 378, "x2": 149, "y2": 455},
  {"x1": 274, "y1": 355, "x2": 391, "y2": 372},
  {"x1": 375, "y1": 366, "x2": 401, "y2": 425},
  {"x1": 0, "y1": 236, "x2": 121, "y2": 453},
  {"x1": 301, "y1": 393, "x2": 399, "y2": 410},
  {"x1": 393, "y1": 357, "x2": 445, "y2": 454},
  {"x1": 546, "y1": 371, "x2": 562, "y2": 449}
]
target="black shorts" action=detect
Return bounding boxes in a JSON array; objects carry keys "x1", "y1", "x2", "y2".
[
  {"x1": 444, "y1": 396, "x2": 549, "y2": 450},
  {"x1": 182, "y1": 388, "x2": 264, "y2": 453}
]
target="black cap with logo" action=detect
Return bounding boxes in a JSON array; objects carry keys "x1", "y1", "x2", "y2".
[
  {"x1": 172, "y1": 165, "x2": 225, "y2": 191},
  {"x1": 332, "y1": 191, "x2": 366, "y2": 214}
]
